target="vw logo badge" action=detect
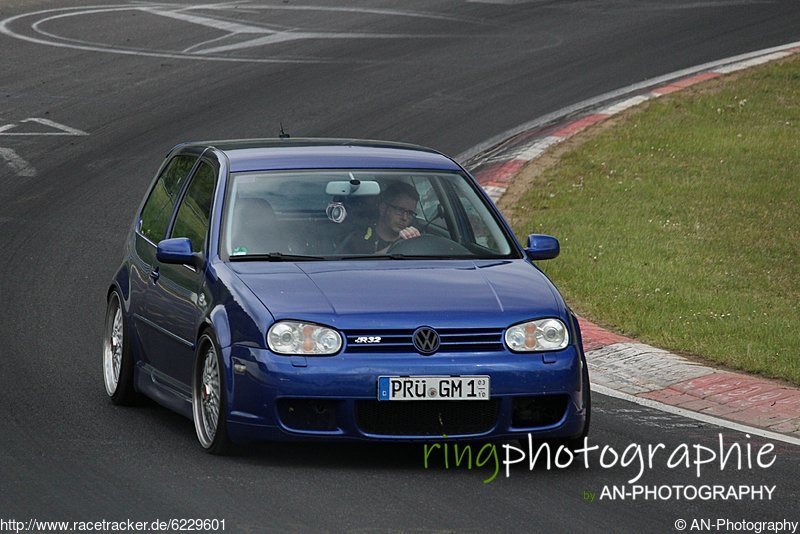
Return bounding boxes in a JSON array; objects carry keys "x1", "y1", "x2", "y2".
[{"x1": 413, "y1": 327, "x2": 440, "y2": 355}]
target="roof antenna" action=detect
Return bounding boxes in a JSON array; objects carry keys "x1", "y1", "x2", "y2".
[{"x1": 279, "y1": 122, "x2": 290, "y2": 139}]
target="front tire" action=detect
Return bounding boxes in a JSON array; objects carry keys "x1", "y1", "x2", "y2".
[
  {"x1": 103, "y1": 289, "x2": 137, "y2": 405},
  {"x1": 192, "y1": 331, "x2": 232, "y2": 454}
]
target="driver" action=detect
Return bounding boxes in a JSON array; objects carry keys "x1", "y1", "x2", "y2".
[{"x1": 345, "y1": 182, "x2": 421, "y2": 254}]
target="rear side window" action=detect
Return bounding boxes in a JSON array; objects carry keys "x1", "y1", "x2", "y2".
[
  {"x1": 139, "y1": 155, "x2": 196, "y2": 242},
  {"x1": 171, "y1": 162, "x2": 216, "y2": 253}
]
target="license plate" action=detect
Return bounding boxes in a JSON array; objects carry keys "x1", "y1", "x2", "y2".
[{"x1": 377, "y1": 376, "x2": 490, "y2": 401}]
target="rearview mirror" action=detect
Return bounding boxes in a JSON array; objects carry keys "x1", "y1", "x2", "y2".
[
  {"x1": 524, "y1": 234, "x2": 560, "y2": 260},
  {"x1": 325, "y1": 180, "x2": 380, "y2": 196},
  {"x1": 157, "y1": 237, "x2": 203, "y2": 268}
]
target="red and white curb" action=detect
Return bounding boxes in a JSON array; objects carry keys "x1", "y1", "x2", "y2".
[
  {"x1": 580, "y1": 317, "x2": 800, "y2": 444},
  {"x1": 465, "y1": 44, "x2": 800, "y2": 203},
  {"x1": 463, "y1": 43, "x2": 800, "y2": 442}
]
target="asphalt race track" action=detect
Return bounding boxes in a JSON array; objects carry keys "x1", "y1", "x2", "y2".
[{"x1": 1, "y1": 1, "x2": 799, "y2": 531}]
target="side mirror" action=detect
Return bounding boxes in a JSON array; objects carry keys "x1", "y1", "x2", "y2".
[
  {"x1": 524, "y1": 234, "x2": 560, "y2": 260},
  {"x1": 157, "y1": 237, "x2": 203, "y2": 268}
]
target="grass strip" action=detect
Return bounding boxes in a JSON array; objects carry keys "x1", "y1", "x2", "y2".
[{"x1": 506, "y1": 56, "x2": 800, "y2": 384}]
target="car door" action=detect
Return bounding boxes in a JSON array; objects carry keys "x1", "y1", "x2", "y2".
[
  {"x1": 131, "y1": 152, "x2": 199, "y2": 372},
  {"x1": 143, "y1": 157, "x2": 218, "y2": 390}
]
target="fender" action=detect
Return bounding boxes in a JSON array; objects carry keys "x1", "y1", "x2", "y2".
[
  {"x1": 205, "y1": 304, "x2": 232, "y2": 349},
  {"x1": 110, "y1": 263, "x2": 131, "y2": 306}
]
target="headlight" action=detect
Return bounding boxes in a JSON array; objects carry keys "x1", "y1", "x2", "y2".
[
  {"x1": 267, "y1": 321, "x2": 342, "y2": 355},
  {"x1": 504, "y1": 318, "x2": 569, "y2": 352}
]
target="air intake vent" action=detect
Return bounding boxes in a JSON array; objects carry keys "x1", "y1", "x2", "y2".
[{"x1": 356, "y1": 399, "x2": 500, "y2": 436}]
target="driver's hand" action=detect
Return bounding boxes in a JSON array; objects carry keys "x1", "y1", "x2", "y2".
[{"x1": 398, "y1": 226, "x2": 421, "y2": 240}]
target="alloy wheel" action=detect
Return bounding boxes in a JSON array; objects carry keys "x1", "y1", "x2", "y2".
[{"x1": 103, "y1": 294, "x2": 123, "y2": 396}]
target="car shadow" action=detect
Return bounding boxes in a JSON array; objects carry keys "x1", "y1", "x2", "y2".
[{"x1": 124, "y1": 393, "x2": 585, "y2": 477}]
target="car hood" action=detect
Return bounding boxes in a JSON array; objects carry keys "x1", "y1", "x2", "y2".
[{"x1": 229, "y1": 260, "x2": 564, "y2": 329}]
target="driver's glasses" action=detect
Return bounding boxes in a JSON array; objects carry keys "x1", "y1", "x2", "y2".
[{"x1": 386, "y1": 202, "x2": 417, "y2": 219}]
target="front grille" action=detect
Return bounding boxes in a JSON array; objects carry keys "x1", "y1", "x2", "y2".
[
  {"x1": 344, "y1": 328, "x2": 504, "y2": 354},
  {"x1": 356, "y1": 399, "x2": 500, "y2": 436}
]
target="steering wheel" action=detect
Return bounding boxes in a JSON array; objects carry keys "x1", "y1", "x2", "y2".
[{"x1": 387, "y1": 234, "x2": 471, "y2": 256}]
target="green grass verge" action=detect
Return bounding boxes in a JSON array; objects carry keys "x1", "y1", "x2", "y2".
[{"x1": 511, "y1": 56, "x2": 800, "y2": 385}]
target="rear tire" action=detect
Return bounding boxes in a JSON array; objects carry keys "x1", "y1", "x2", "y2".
[
  {"x1": 192, "y1": 331, "x2": 232, "y2": 455},
  {"x1": 103, "y1": 290, "x2": 138, "y2": 405}
]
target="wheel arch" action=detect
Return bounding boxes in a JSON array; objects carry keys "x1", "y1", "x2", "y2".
[
  {"x1": 108, "y1": 263, "x2": 132, "y2": 306},
  {"x1": 199, "y1": 305, "x2": 232, "y2": 349}
]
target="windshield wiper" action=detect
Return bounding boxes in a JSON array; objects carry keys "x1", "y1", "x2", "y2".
[
  {"x1": 335, "y1": 254, "x2": 395, "y2": 260},
  {"x1": 336, "y1": 254, "x2": 469, "y2": 260},
  {"x1": 229, "y1": 252, "x2": 326, "y2": 262}
]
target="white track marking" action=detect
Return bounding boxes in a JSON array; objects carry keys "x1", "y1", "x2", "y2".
[
  {"x1": 0, "y1": 118, "x2": 88, "y2": 136},
  {"x1": 129, "y1": 6, "x2": 456, "y2": 55},
  {"x1": 0, "y1": 6, "x2": 341, "y2": 64},
  {"x1": 132, "y1": 5, "x2": 456, "y2": 55},
  {"x1": 194, "y1": 31, "x2": 451, "y2": 55},
  {"x1": 0, "y1": 148, "x2": 36, "y2": 177},
  {"x1": 0, "y1": 3, "x2": 482, "y2": 65},
  {"x1": 198, "y1": 3, "x2": 488, "y2": 24},
  {"x1": 182, "y1": 32, "x2": 240, "y2": 54},
  {"x1": 22, "y1": 118, "x2": 88, "y2": 136},
  {"x1": 137, "y1": 6, "x2": 272, "y2": 33},
  {"x1": 595, "y1": 384, "x2": 800, "y2": 447}
]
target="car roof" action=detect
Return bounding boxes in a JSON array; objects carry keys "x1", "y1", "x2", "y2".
[{"x1": 176, "y1": 138, "x2": 463, "y2": 173}]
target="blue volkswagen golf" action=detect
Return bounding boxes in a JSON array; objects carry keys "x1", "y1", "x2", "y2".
[{"x1": 103, "y1": 138, "x2": 590, "y2": 453}]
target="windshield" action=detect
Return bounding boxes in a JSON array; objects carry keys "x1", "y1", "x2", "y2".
[{"x1": 222, "y1": 170, "x2": 518, "y2": 260}]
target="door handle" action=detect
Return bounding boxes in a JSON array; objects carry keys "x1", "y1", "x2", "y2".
[{"x1": 150, "y1": 267, "x2": 160, "y2": 282}]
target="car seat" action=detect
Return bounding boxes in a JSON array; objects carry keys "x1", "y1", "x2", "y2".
[{"x1": 230, "y1": 197, "x2": 287, "y2": 254}]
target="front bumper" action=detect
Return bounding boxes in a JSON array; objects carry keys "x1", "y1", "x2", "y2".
[{"x1": 223, "y1": 344, "x2": 588, "y2": 443}]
